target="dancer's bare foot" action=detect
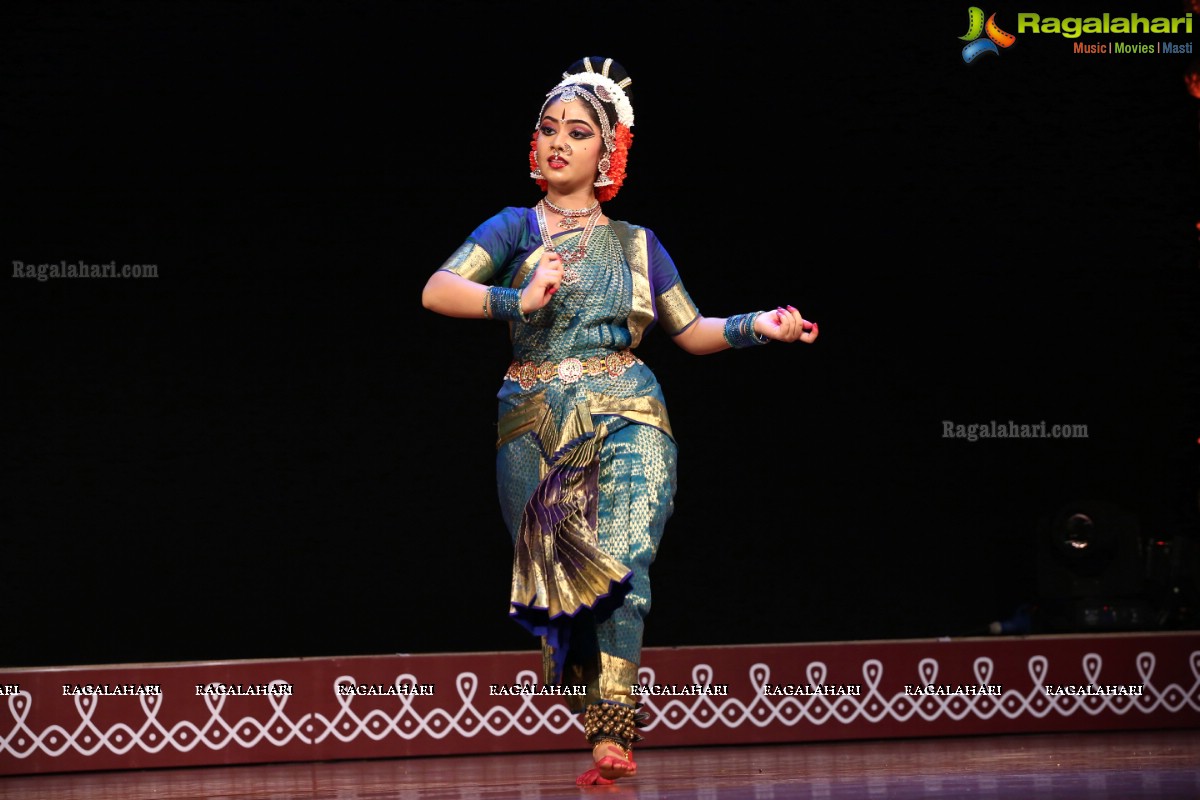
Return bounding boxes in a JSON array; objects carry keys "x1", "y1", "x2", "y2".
[
  {"x1": 592, "y1": 740, "x2": 636, "y2": 780},
  {"x1": 575, "y1": 767, "x2": 614, "y2": 786},
  {"x1": 575, "y1": 741, "x2": 637, "y2": 785},
  {"x1": 577, "y1": 704, "x2": 642, "y2": 785}
]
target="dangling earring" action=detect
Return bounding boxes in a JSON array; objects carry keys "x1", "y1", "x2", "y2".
[{"x1": 594, "y1": 153, "x2": 612, "y2": 187}]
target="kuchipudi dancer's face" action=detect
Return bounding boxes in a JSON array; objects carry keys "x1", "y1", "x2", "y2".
[{"x1": 537, "y1": 98, "x2": 604, "y2": 195}]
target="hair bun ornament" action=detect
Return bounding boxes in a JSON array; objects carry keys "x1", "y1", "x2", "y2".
[{"x1": 552, "y1": 70, "x2": 634, "y2": 129}]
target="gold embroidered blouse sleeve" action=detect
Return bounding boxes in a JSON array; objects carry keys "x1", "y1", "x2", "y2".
[
  {"x1": 655, "y1": 282, "x2": 700, "y2": 336},
  {"x1": 438, "y1": 242, "x2": 497, "y2": 284}
]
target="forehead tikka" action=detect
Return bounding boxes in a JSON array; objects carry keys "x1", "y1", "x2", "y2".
[{"x1": 538, "y1": 85, "x2": 614, "y2": 154}]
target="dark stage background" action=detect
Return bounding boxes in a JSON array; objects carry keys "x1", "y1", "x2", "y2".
[{"x1": 5, "y1": 1, "x2": 1200, "y2": 668}]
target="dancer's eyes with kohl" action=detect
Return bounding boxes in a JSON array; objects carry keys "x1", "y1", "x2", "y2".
[{"x1": 539, "y1": 123, "x2": 596, "y2": 140}]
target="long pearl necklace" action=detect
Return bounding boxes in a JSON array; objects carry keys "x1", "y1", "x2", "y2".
[{"x1": 535, "y1": 199, "x2": 602, "y2": 285}]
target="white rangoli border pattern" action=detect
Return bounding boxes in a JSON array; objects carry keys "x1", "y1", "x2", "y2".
[{"x1": 2, "y1": 651, "x2": 1198, "y2": 759}]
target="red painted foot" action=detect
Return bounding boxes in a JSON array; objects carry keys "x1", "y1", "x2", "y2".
[
  {"x1": 576, "y1": 767, "x2": 615, "y2": 786},
  {"x1": 593, "y1": 742, "x2": 637, "y2": 781}
]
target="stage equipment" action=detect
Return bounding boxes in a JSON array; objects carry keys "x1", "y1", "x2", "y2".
[{"x1": 1034, "y1": 499, "x2": 1155, "y2": 633}]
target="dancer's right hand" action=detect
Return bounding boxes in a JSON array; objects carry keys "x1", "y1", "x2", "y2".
[{"x1": 521, "y1": 251, "x2": 564, "y2": 313}]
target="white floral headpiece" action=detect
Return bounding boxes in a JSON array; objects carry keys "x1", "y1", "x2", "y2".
[
  {"x1": 540, "y1": 57, "x2": 634, "y2": 130},
  {"x1": 552, "y1": 72, "x2": 634, "y2": 129}
]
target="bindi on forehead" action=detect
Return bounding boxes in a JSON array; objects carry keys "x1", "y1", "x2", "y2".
[
  {"x1": 545, "y1": 100, "x2": 593, "y2": 128},
  {"x1": 543, "y1": 114, "x2": 594, "y2": 129}
]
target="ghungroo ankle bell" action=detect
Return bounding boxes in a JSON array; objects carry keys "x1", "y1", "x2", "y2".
[{"x1": 582, "y1": 701, "x2": 646, "y2": 747}]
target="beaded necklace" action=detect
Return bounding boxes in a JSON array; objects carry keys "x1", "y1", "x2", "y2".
[
  {"x1": 535, "y1": 199, "x2": 602, "y2": 285},
  {"x1": 542, "y1": 197, "x2": 599, "y2": 230}
]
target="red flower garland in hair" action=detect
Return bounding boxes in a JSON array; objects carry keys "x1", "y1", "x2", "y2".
[
  {"x1": 597, "y1": 124, "x2": 633, "y2": 203},
  {"x1": 529, "y1": 132, "x2": 544, "y2": 189},
  {"x1": 528, "y1": 125, "x2": 634, "y2": 202}
]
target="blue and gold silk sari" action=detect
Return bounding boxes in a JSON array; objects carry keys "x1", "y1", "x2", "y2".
[{"x1": 438, "y1": 206, "x2": 700, "y2": 710}]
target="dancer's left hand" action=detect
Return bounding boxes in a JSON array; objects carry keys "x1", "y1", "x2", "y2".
[{"x1": 755, "y1": 305, "x2": 819, "y2": 343}]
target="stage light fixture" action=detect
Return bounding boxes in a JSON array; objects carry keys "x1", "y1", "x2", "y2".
[{"x1": 1035, "y1": 499, "x2": 1153, "y2": 633}]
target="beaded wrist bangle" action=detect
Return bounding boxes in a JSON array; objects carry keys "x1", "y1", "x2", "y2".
[
  {"x1": 487, "y1": 286, "x2": 530, "y2": 323},
  {"x1": 723, "y1": 311, "x2": 769, "y2": 348}
]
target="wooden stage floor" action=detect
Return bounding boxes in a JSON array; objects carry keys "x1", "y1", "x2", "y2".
[{"x1": 1, "y1": 728, "x2": 1197, "y2": 799}]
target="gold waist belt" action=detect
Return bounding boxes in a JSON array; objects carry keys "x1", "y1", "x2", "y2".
[{"x1": 505, "y1": 349, "x2": 642, "y2": 390}]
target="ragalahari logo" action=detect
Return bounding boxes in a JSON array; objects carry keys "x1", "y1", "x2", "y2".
[{"x1": 960, "y1": 7, "x2": 1017, "y2": 62}]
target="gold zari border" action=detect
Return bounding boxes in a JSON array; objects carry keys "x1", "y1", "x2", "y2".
[
  {"x1": 656, "y1": 282, "x2": 700, "y2": 335},
  {"x1": 438, "y1": 243, "x2": 495, "y2": 283},
  {"x1": 497, "y1": 391, "x2": 673, "y2": 451}
]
